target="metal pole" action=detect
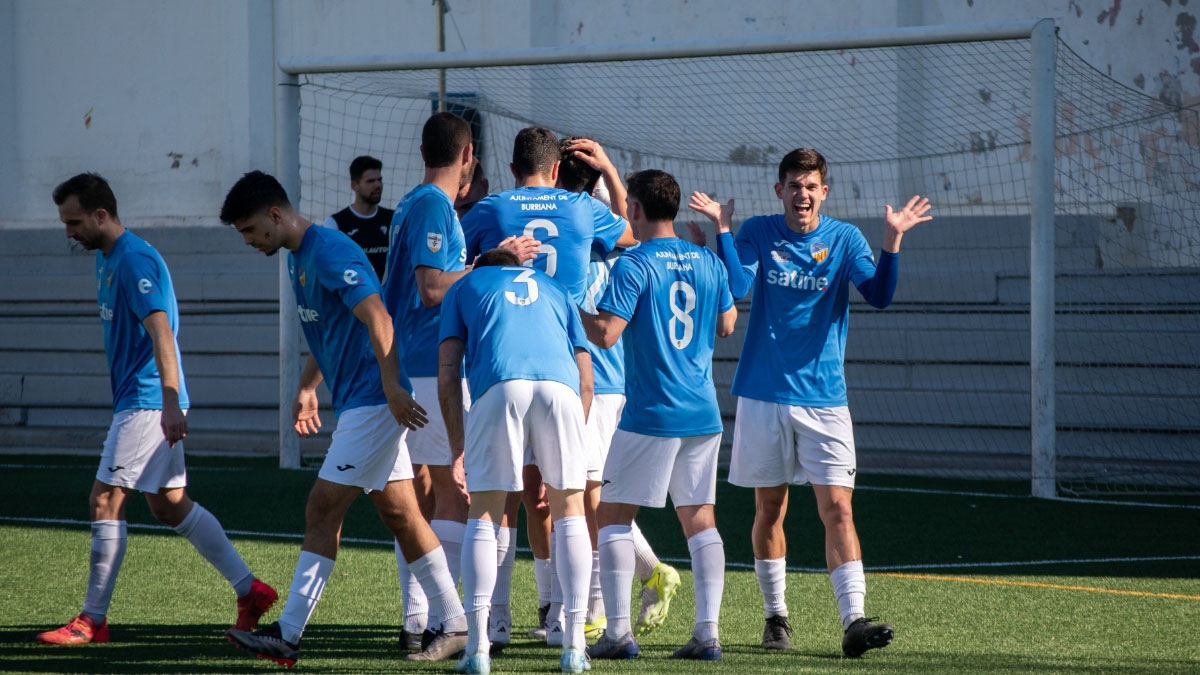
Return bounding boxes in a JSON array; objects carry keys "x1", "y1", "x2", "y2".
[
  {"x1": 273, "y1": 0, "x2": 301, "y2": 469},
  {"x1": 435, "y1": 0, "x2": 446, "y2": 112},
  {"x1": 1029, "y1": 18, "x2": 1057, "y2": 498}
]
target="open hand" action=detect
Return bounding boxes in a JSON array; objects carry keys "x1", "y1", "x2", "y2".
[
  {"x1": 498, "y1": 234, "x2": 541, "y2": 264},
  {"x1": 885, "y1": 195, "x2": 933, "y2": 235},
  {"x1": 687, "y1": 192, "x2": 734, "y2": 232},
  {"x1": 292, "y1": 389, "x2": 322, "y2": 437}
]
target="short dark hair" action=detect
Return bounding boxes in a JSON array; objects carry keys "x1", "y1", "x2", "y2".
[
  {"x1": 558, "y1": 136, "x2": 601, "y2": 193},
  {"x1": 349, "y1": 155, "x2": 382, "y2": 181},
  {"x1": 778, "y1": 148, "x2": 828, "y2": 184},
  {"x1": 422, "y1": 112, "x2": 473, "y2": 168},
  {"x1": 219, "y1": 171, "x2": 291, "y2": 225},
  {"x1": 52, "y1": 173, "x2": 119, "y2": 219},
  {"x1": 475, "y1": 248, "x2": 520, "y2": 268},
  {"x1": 512, "y1": 127, "x2": 560, "y2": 179},
  {"x1": 626, "y1": 170, "x2": 680, "y2": 222}
]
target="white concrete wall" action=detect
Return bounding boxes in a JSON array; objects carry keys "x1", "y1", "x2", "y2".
[{"x1": 4, "y1": 0, "x2": 1195, "y2": 230}]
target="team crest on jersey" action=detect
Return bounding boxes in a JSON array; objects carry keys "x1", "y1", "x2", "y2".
[
  {"x1": 106, "y1": 272, "x2": 113, "y2": 287},
  {"x1": 427, "y1": 233, "x2": 443, "y2": 252},
  {"x1": 810, "y1": 242, "x2": 829, "y2": 263},
  {"x1": 299, "y1": 271, "x2": 307, "y2": 287},
  {"x1": 771, "y1": 249, "x2": 790, "y2": 264}
]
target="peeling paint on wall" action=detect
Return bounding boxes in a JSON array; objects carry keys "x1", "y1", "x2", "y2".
[
  {"x1": 1097, "y1": 0, "x2": 1121, "y2": 27},
  {"x1": 1177, "y1": 12, "x2": 1199, "y2": 52}
]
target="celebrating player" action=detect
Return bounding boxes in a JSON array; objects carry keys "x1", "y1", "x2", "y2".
[
  {"x1": 39, "y1": 173, "x2": 276, "y2": 646},
  {"x1": 581, "y1": 170, "x2": 737, "y2": 661},
  {"x1": 688, "y1": 147, "x2": 931, "y2": 657},
  {"x1": 439, "y1": 248, "x2": 595, "y2": 674},
  {"x1": 220, "y1": 171, "x2": 468, "y2": 666}
]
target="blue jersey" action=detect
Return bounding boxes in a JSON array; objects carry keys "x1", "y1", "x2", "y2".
[
  {"x1": 290, "y1": 226, "x2": 405, "y2": 415},
  {"x1": 96, "y1": 231, "x2": 189, "y2": 412},
  {"x1": 382, "y1": 184, "x2": 467, "y2": 378},
  {"x1": 724, "y1": 214, "x2": 880, "y2": 406},
  {"x1": 582, "y1": 245, "x2": 625, "y2": 395},
  {"x1": 598, "y1": 238, "x2": 733, "y2": 437},
  {"x1": 439, "y1": 265, "x2": 588, "y2": 401},
  {"x1": 460, "y1": 186, "x2": 627, "y2": 305}
]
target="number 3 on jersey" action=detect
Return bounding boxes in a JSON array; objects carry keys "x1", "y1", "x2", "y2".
[
  {"x1": 523, "y1": 219, "x2": 558, "y2": 277},
  {"x1": 504, "y1": 268, "x2": 540, "y2": 306},
  {"x1": 668, "y1": 280, "x2": 696, "y2": 349}
]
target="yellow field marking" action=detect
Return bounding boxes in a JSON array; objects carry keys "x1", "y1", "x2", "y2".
[{"x1": 875, "y1": 572, "x2": 1200, "y2": 600}]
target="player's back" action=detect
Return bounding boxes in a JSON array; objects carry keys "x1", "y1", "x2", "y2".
[
  {"x1": 598, "y1": 238, "x2": 733, "y2": 436},
  {"x1": 440, "y1": 265, "x2": 588, "y2": 402}
]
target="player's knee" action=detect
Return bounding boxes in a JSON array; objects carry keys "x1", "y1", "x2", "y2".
[{"x1": 818, "y1": 499, "x2": 854, "y2": 530}]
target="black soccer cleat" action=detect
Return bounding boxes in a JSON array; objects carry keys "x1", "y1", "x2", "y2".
[
  {"x1": 227, "y1": 621, "x2": 299, "y2": 668},
  {"x1": 761, "y1": 614, "x2": 793, "y2": 650},
  {"x1": 398, "y1": 627, "x2": 423, "y2": 651},
  {"x1": 842, "y1": 616, "x2": 893, "y2": 658}
]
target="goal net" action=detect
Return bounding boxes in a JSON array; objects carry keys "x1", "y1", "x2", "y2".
[{"x1": 292, "y1": 24, "x2": 1200, "y2": 497}]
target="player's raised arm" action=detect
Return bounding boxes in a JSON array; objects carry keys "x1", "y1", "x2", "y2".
[
  {"x1": 564, "y1": 138, "x2": 629, "y2": 221},
  {"x1": 142, "y1": 310, "x2": 187, "y2": 447},
  {"x1": 351, "y1": 293, "x2": 427, "y2": 430},
  {"x1": 882, "y1": 195, "x2": 932, "y2": 253},
  {"x1": 688, "y1": 192, "x2": 754, "y2": 299},
  {"x1": 855, "y1": 195, "x2": 933, "y2": 309}
]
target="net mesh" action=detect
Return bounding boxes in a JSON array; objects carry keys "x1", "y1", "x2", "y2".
[{"x1": 297, "y1": 36, "x2": 1200, "y2": 496}]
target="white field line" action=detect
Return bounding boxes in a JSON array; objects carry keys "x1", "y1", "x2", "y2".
[{"x1": 3, "y1": 515, "x2": 1198, "y2": 573}]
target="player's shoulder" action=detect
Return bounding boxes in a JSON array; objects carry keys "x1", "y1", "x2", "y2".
[
  {"x1": 818, "y1": 214, "x2": 867, "y2": 242},
  {"x1": 116, "y1": 234, "x2": 167, "y2": 272},
  {"x1": 739, "y1": 213, "x2": 784, "y2": 236}
]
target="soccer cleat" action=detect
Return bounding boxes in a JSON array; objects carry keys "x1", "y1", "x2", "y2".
[
  {"x1": 398, "y1": 627, "x2": 423, "y2": 651},
  {"x1": 560, "y1": 646, "x2": 591, "y2": 673},
  {"x1": 420, "y1": 627, "x2": 437, "y2": 651},
  {"x1": 672, "y1": 636, "x2": 722, "y2": 661},
  {"x1": 36, "y1": 614, "x2": 109, "y2": 645},
  {"x1": 528, "y1": 603, "x2": 550, "y2": 639},
  {"x1": 546, "y1": 617, "x2": 564, "y2": 646},
  {"x1": 586, "y1": 631, "x2": 639, "y2": 660},
  {"x1": 761, "y1": 614, "x2": 793, "y2": 650},
  {"x1": 488, "y1": 605, "x2": 511, "y2": 654},
  {"x1": 454, "y1": 651, "x2": 492, "y2": 674},
  {"x1": 842, "y1": 617, "x2": 893, "y2": 658},
  {"x1": 406, "y1": 628, "x2": 468, "y2": 661},
  {"x1": 584, "y1": 615, "x2": 607, "y2": 640},
  {"x1": 634, "y1": 562, "x2": 681, "y2": 635},
  {"x1": 227, "y1": 621, "x2": 299, "y2": 668},
  {"x1": 234, "y1": 578, "x2": 278, "y2": 632}
]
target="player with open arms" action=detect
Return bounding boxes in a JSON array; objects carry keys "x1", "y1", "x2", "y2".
[
  {"x1": 382, "y1": 112, "x2": 536, "y2": 650},
  {"x1": 220, "y1": 171, "x2": 469, "y2": 666},
  {"x1": 580, "y1": 170, "x2": 737, "y2": 661},
  {"x1": 37, "y1": 174, "x2": 277, "y2": 647},
  {"x1": 439, "y1": 248, "x2": 596, "y2": 674},
  {"x1": 460, "y1": 127, "x2": 636, "y2": 646},
  {"x1": 688, "y1": 148, "x2": 931, "y2": 658}
]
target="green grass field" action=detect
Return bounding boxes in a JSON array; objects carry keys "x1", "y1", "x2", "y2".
[{"x1": 1, "y1": 455, "x2": 1198, "y2": 674}]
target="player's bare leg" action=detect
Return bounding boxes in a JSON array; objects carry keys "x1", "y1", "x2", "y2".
[{"x1": 396, "y1": 464, "x2": 434, "y2": 648}]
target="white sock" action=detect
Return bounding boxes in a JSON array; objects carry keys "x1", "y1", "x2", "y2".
[
  {"x1": 430, "y1": 519, "x2": 466, "y2": 584},
  {"x1": 173, "y1": 503, "x2": 254, "y2": 596},
  {"x1": 587, "y1": 549, "x2": 604, "y2": 623},
  {"x1": 597, "y1": 524, "x2": 634, "y2": 638},
  {"x1": 754, "y1": 557, "x2": 788, "y2": 619},
  {"x1": 461, "y1": 519, "x2": 498, "y2": 655},
  {"x1": 830, "y1": 560, "x2": 866, "y2": 629},
  {"x1": 688, "y1": 528, "x2": 724, "y2": 643},
  {"x1": 394, "y1": 540, "x2": 428, "y2": 633},
  {"x1": 534, "y1": 557, "x2": 553, "y2": 607},
  {"x1": 547, "y1": 529, "x2": 563, "y2": 641},
  {"x1": 631, "y1": 521, "x2": 660, "y2": 581},
  {"x1": 491, "y1": 526, "x2": 516, "y2": 607},
  {"x1": 277, "y1": 550, "x2": 335, "y2": 644},
  {"x1": 555, "y1": 516, "x2": 591, "y2": 652},
  {"x1": 81, "y1": 520, "x2": 127, "y2": 621},
  {"x1": 409, "y1": 547, "x2": 467, "y2": 633}
]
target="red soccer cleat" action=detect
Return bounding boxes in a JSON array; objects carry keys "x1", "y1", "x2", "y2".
[
  {"x1": 36, "y1": 614, "x2": 109, "y2": 645},
  {"x1": 234, "y1": 579, "x2": 279, "y2": 632}
]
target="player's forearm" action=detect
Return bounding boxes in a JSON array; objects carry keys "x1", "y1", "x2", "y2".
[
  {"x1": 437, "y1": 340, "x2": 466, "y2": 458},
  {"x1": 716, "y1": 232, "x2": 754, "y2": 299},
  {"x1": 855, "y1": 251, "x2": 899, "y2": 309},
  {"x1": 299, "y1": 354, "x2": 324, "y2": 392},
  {"x1": 601, "y1": 165, "x2": 628, "y2": 220},
  {"x1": 417, "y1": 267, "x2": 469, "y2": 307},
  {"x1": 574, "y1": 349, "x2": 593, "y2": 422},
  {"x1": 143, "y1": 312, "x2": 183, "y2": 407},
  {"x1": 578, "y1": 309, "x2": 620, "y2": 349},
  {"x1": 716, "y1": 306, "x2": 738, "y2": 338},
  {"x1": 882, "y1": 228, "x2": 904, "y2": 254}
]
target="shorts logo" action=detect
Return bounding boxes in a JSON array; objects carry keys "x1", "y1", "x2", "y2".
[
  {"x1": 771, "y1": 249, "x2": 790, "y2": 264},
  {"x1": 810, "y1": 241, "x2": 829, "y2": 263},
  {"x1": 847, "y1": 468, "x2": 856, "y2": 476},
  {"x1": 138, "y1": 278, "x2": 154, "y2": 294},
  {"x1": 347, "y1": 228, "x2": 359, "y2": 237},
  {"x1": 107, "y1": 465, "x2": 125, "y2": 472},
  {"x1": 427, "y1": 232, "x2": 443, "y2": 252},
  {"x1": 601, "y1": 479, "x2": 612, "y2": 486},
  {"x1": 336, "y1": 464, "x2": 355, "y2": 471},
  {"x1": 343, "y1": 269, "x2": 361, "y2": 285},
  {"x1": 379, "y1": 225, "x2": 389, "y2": 236}
]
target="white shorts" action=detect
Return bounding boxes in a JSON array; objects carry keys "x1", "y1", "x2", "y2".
[
  {"x1": 317, "y1": 404, "x2": 413, "y2": 492},
  {"x1": 600, "y1": 429, "x2": 721, "y2": 508},
  {"x1": 96, "y1": 408, "x2": 188, "y2": 492},
  {"x1": 464, "y1": 379, "x2": 587, "y2": 493},
  {"x1": 585, "y1": 394, "x2": 626, "y2": 481},
  {"x1": 405, "y1": 376, "x2": 471, "y2": 466},
  {"x1": 728, "y1": 397, "x2": 857, "y2": 489}
]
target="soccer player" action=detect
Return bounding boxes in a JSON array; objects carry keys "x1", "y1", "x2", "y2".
[
  {"x1": 558, "y1": 141, "x2": 681, "y2": 640},
  {"x1": 687, "y1": 148, "x2": 931, "y2": 658},
  {"x1": 39, "y1": 173, "x2": 276, "y2": 645},
  {"x1": 580, "y1": 170, "x2": 737, "y2": 661},
  {"x1": 220, "y1": 171, "x2": 468, "y2": 666},
  {"x1": 322, "y1": 155, "x2": 393, "y2": 281},
  {"x1": 439, "y1": 248, "x2": 595, "y2": 674}
]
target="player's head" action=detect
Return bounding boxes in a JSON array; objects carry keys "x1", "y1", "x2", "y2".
[
  {"x1": 220, "y1": 170, "x2": 295, "y2": 256},
  {"x1": 53, "y1": 173, "x2": 120, "y2": 251},
  {"x1": 421, "y1": 112, "x2": 474, "y2": 187},
  {"x1": 557, "y1": 136, "x2": 601, "y2": 194},
  {"x1": 474, "y1": 247, "x2": 520, "y2": 268},
  {"x1": 348, "y1": 155, "x2": 384, "y2": 207},
  {"x1": 511, "y1": 127, "x2": 560, "y2": 182},
  {"x1": 455, "y1": 159, "x2": 489, "y2": 218},
  {"x1": 625, "y1": 170, "x2": 680, "y2": 236},
  {"x1": 775, "y1": 148, "x2": 829, "y2": 229}
]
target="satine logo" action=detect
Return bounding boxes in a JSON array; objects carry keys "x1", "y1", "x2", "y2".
[
  {"x1": 98, "y1": 303, "x2": 114, "y2": 321},
  {"x1": 297, "y1": 305, "x2": 320, "y2": 322},
  {"x1": 343, "y1": 269, "x2": 361, "y2": 285}
]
